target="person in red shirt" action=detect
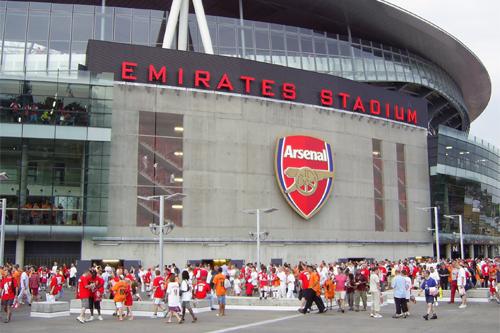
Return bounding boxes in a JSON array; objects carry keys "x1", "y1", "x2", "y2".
[
  {"x1": 258, "y1": 266, "x2": 270, "y2": 300},
  {"x1": 144, "y1": 268, "x2": 152, "y2": 295},
  {"x1": 1, "y1": 269, "x2": 18, "y2": 323},
  {"x1": 151, "y1": 270, "x2": 166, "y2": 318},
  {"x1": 194, "y1": 278, "x2": 214, "y2": 310},
  {"x1": 124, "y1": 279, "x2": 134, "y2": 320},
  {"x1": 89, "y1": 270, "x2": 104, "y2": 321},
  {"x1": 76, "y1": 270, "x2": 92, "y2": 324},
  {"x1": 49, "y1": 270, "x2": 65, "y2": 300}
]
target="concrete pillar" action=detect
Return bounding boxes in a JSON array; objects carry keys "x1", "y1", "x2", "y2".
[
  {"x1": 483, "y1": 245, "x2": 488, "y2": 258},
  {"x1": 16, "y1": 237, "x2": 25, "y2": 267},
  {"x1": 445, "y1": 244, "x2": 452, "y2": 259},
  {"x1": 468, "y1": 244, "x2": 474, "y2": 259}
]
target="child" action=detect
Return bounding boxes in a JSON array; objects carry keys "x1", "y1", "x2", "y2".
[
  {"x1": 166, "y1": 275, "x2": 182, "y2": 324},
  {"x1": 233, "y1": 276, "x2": 242, "y2": 296},
  {"x1": 111, "y1": 278, "x2": 128, "y2": 321},
  {"x1": 324, "y1": 275, "x2": 335, "y2": 310},
  {"x1": 245, "y1": 277, "x2": 254, "y2": 297}
]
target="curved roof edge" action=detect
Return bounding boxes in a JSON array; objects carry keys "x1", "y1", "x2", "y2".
[{"x1": 347, "y1": 0, "x2": 491, "y2": 121}]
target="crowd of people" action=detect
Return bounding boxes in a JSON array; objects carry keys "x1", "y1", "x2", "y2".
[
  {"x1": 0, "y1": 257, "x2": 499, "y2": 324},
  {"x1": 1, "y1": 99, "x2": 88, "y2": 126}
]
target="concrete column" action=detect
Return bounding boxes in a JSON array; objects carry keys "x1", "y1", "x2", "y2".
[
  {"x1": 445, "y1": 244, "x2": 452, "y2": 259},
  {"x1": 468, "y1": 244, "x2": 474, "y2": 259},
  {"x1": 483, "y1": 245, "x2": 488, "y2": 258},
  {"x1": 16, "y1": 237, "x2": 25, "y2": 267}
]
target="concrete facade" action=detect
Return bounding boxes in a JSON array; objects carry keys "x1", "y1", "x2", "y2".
[{"x1": 82, "y1": 84, "x2": 433, "y2": 266}]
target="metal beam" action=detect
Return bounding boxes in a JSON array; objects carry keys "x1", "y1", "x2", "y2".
[
  {"x1": 192, "y1": 0, "x2": 214, "y2": 54},
  {"x1": 178, "y1": 0, "x2": 189, "y2": 51},
  {"x1": 163, "y1": 0, "x2": 183, "y2": 49}
]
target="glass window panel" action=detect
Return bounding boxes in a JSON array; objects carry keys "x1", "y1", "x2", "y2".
[
  {"x1": 300, "y1": 35, "x2": 313, "y2": 53},
  {"x1": 115, "y1": 15, "x2": 131, "y2": 43},
  {"x1": 271, "y1": 50, "x2": 287, "y2": 66},
  {"x1": 94, "y1": 14, "x2": 113, "y2": 41},
  {"x1": 132, "y1": 16, "x2": 149, "y2": 44},
  {"x1": 301, "y1": 53, "x2": 315, "y2": 71},
  {"x1": 50, "y1": 14, "x2": 71, "y2": 41},
  {"x1": 7, "y1": 1, "x2": 28, "y2": 10},
  {"x1": 327, "y1": 39, "x2": 338, "y2": 55},
  {"x1": 5, "y1": 12, "x2": 27, "y2": 41},
  {"x1": 255, "y1": 29, "x2": 269, "y2": 49},
  {"x1": 313, "y1": 37, "x2": 326, "y2": 54},
  {"x1": 115, "y1": 7, "x2": 132, "y2": 15},
  {"x1": 72, "y1": 13, "x2": 93, "y2": 42},
  {"x1": 237, "y1": 27, "x2": 254, "y2": 49},
  {"x1": 48, "y1": 41, "x2": 70, "y2": 70},
  {"x1": 1, "y1": 42, "x2": 25, "y2": 72},
  {"x1": 74, "y1": 4, "x2": 94, "y2": 13},
  {"x1": 286, "y1": 34, "x2": 299, "y2": 52},
  {"x1": 25, "y1": 41, "x2": 48, "y2": 71},
  {"x1": 271, "y1": 31, "x2": 284, "y2": 50},
  {"x1": 70, "y1": 41, "x2": 87, "y2": 70},
  {"x1": 51, "y1": 3, "x2": 72, "y2": 12},
  {"x1": 339, "y1": 42, "x2": 351, "y2": 57},
  {"x1": 315, "y1": 55, "x2": 328, "y2": 72},
  {"x1": 218, "y1": 25, "x2": 236, "y2": 47},
  {"x1": 150, "y1": 18, "x2": 163, "y2": 46},
  {"x1": 28, "y1": 13, "x2": 49, "y2": 41},
  {"x1": 287, "y1": 51, "x2": 302, "y2": 68}
]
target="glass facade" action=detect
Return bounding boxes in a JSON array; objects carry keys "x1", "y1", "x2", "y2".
[
  {"x1": 0, "y1": 1, "x2": 467, "y2": 124},
  {"x1": 0, "y1": 137, "x2": 109, "y2": 227},
  {"x1": 429, "y1": 126, "x2": 499, "y2": 243},
  {"x1": 0, "y1": 75, "x2": 111, "y2": 228},
  {"x1": 136, "y1": 111, "x2": 184, "y2": 227}
]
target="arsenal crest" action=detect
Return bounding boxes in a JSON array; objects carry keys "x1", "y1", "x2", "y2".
[{"x1": 275, "y1": 135, "x2": 334, "y2": 219}]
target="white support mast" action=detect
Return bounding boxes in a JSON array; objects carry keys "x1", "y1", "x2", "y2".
[{"x1": 163, "y1": 0, "x2": 214, "y2": 54}]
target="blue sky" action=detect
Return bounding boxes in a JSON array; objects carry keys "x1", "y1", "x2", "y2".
[{"x1": 386, "y1": 0, "x2": 499, "y2": 147}]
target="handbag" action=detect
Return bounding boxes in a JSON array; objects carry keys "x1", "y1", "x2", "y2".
[{"x1": 429, "y1": 287, "x2": 438, "y2": 296}]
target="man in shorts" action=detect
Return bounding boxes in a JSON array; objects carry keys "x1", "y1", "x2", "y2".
[
  {"x1": 151, "y1": 270, "x2": 166, "y2": 318},
  {"x1": 76, "y1": 270, "x2": 91, "y2": 323},
  {"x1": 334, "y1": 268, "x2": 347, "y2": 313},
  {"x1": 213, "y1": 267, "x2": 227, "y2": 317},
  {"x1": 1, "y1": 269, "x2": 18, "y2": 323}
]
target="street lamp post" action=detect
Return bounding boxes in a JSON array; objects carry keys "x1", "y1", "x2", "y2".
[
  {"x1": 138, "y1": 193, "x2": 186, "y2": 270},
  {"x1": 0, "y1": 198, "x2": 6, "y2": 266},
  {"x1": 444, "y1": 214, "x2": 464, "y2": 259},
  {"x1": 242, "y1": 208, "x2": 278, "y2": 270},
  {"x1": 0, "y1": 172, "x2": 8, "y2": 266},
  {"x1": 419, "y1": 206, "x2": 440, "y2": 260}
]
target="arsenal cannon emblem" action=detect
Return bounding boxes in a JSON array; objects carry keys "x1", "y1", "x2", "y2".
[{"x1": 275, "y1": 135, "x2": 334, "y2": 219}]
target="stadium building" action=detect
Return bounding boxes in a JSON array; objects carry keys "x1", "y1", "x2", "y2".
[{"x1": 0, "y1": 0, "x2": 497, "y2": 267}]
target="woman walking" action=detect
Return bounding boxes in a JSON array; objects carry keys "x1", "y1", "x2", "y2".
[
  {"x1": 179, "y1": 271, "x2": 197, "y2": 323},
  {"x1": 420, "y1": 270, "x2": 438, "y2": 320},
  {"x1": 166, "y1": 275, "x2": 182, "y2": 324}
]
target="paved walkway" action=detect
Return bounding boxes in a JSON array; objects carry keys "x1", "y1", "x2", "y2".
[{"x1": 3, "y1": 297, "x2": 499, "y2": 332}]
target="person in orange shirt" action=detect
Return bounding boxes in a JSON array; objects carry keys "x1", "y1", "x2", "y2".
[
  {"x1": 112, "y1": 278, "x2": 128, "y2": 321},
  {"x1": 212, "y1": 267, "x2": 227, "y2": 317},
  {"x1": 324, "y1": 275, "x2": 335, "y2": 310},
  {"x1": 299, "y1": 265, "x2": 326, "y2": 314}
]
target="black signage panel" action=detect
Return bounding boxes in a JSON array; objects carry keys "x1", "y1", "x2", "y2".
[{"x1": 86, "y1": 40, "x2": 428, "y2": 127}]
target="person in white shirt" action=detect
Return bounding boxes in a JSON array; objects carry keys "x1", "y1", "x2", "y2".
[
  {"x1": 456, "y1": 262, "x2": 468, "y2": 309},
  {"x1": 69, "y1": 264, "x2": 77, "y2": 290},
  {"x1": 179, "y1": 271, "x2": 197, "y2": 323},
  {"x1": 166, "y1": 275, "x2": 182, "y2": 324},
  {"x1": 233, "y1": 276, "x2": 242, "y2": 296},
  {"x1": 51, "y1": 262, "x2": 58, "y2": 276},
  {"x1": 137, "y1": 267, "x2": 145, "y2": 293},
  {"x1": 369, "y1": 267, "x2": 382, "y2": 318},
  {"x1": 429, "y1": 266, "x2": 441, "y2": 306},
  {"x1": 277, "y1": 267, "x2": 287, "y2": 298},
  {"x1": 404, "y1": 273, "x2": 412, "y2": 316},
  {"x1": 18, "y1": 267, "x2": 32, "y2": 305},
  {"x1": 286, "y1": 269, "x2": 295, "y2": 298}
]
